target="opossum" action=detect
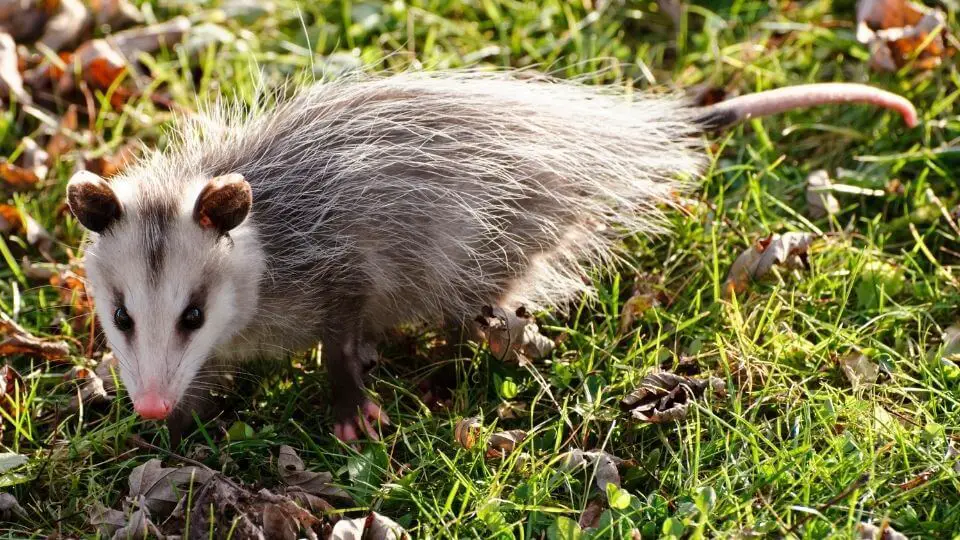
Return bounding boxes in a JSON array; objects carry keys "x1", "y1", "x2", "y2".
[{"x1": 65, "y1": 70, "x2": 917, "y2": 441}]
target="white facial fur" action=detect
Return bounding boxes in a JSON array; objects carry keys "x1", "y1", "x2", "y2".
[{"x1": 80, "y1": 176, "x2": 264, "y2": 413}]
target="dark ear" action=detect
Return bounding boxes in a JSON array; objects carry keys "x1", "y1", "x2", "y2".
[
  {"x1": 193, "y1": 173, "x2": 252, "y2": 234},
  {"x1": 67, "y1": 171, "x2": 123, "y2": 233}
]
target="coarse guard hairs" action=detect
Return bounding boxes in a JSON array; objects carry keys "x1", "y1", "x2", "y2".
[{"x1": 136, "y1": 67, "x2": 706, "y2": 324}]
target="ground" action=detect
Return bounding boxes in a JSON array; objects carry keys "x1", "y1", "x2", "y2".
[{"x1": 1, "y1": 0, "x2": 960, "y2": 538}]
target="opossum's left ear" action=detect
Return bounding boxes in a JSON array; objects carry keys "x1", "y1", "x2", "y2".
[{"x1": 193, "y1": 173, "x2": 252, "y2": 234}]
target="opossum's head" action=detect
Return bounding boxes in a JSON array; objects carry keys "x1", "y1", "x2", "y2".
[{"x1": 66, "y1": 170, "x2": 263, "y2": 420}]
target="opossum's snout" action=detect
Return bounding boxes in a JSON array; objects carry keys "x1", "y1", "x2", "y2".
[
  {"x1": 67, "y1": 169, "x2": 262, "y2": 422},
  {"x1": 133, "y1": 390, "x2": 175, "y2": 419}
]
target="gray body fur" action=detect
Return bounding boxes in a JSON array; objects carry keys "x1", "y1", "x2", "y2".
[{"x1": 179, "y1": 71, "x2": 702, "y2": 349}]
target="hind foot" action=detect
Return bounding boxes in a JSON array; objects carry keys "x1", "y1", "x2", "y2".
[{"x1": 333, "y1": 399, "x2": 391, "y2": 442}]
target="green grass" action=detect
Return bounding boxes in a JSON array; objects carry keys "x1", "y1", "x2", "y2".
[{"x1": 2, "y1": 0, "x2": 960, "y2": 538}]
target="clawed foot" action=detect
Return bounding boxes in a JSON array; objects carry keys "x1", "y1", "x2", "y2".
[{"x1": 333, "y1": 400, "x2": 391, "y2": 443}]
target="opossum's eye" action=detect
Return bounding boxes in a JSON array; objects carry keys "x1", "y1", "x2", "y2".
[
  {"x1": 113, "y1": 306, "x2": 133, "y2": 332},
  {"x1": 179, "y1": 306, "x2": 204, "y2": 331}
]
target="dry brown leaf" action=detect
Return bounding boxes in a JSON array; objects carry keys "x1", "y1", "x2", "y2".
[
  {"x1": 857, "y1": 521, "x2": 908, "y2": 540},
  {"x1": 263, "y1": 503, "x2": 300, "y2": 540},
  {"x1": 127, "y1": 458, "x2": 214, "y2": 516},
  {"x1": 618, "y1": 273, "x2": 667, "y2": 334},
  {"x1": 330, "y1": 512, "x2": 409, "y2": 540},
  {"x1": 454, "y1": 417, "x2": 528, "y2": 458},
  {"x1": 0, "y1": 0, "x2": 52, "y2": 43},
  {"x1": 856, "y1": 0, "x2": 951, "y2": 71},
  {"x1": 83, "y1": 142, "x2": 138, "y2": 177},
  {"x1": 0, "y1": 363, "x2": 24, "y2": 429},
  {"x1": 894, "y1": 469, "x2": 933, "y2": 490},
  {"x1": 0, "y1": 204, "x2": 54, "y2": 260},
  {"x1": 0, "y1": 32, "x2": 28, "y2": 105},
  {"x1": 560, "y1": 449, "x2": 625, "y2": 494},
  {"x1": 88, "y1": 503, "x2": 127, "y2": 537},
  {"x1": 109, "y1": 505, "x2": 163, "y2": 540},
  {"x1": 0, "y1": 160, "x2": 39, "y2": 190},
  {"x1": 67, "y1": 363, "x2": 112, "y2": 412},
  {"x1": 474, "y1": 305, "x2": 554, "y2": 361},
  {"x1": 37, "y1": 0, "x2": 91, "y2": 52},
  {"x1": 90, "y1": 0, "x2": 143, "y2": 29},
  {"x1": 46, "y1": 104, "x2": 79, "y2": 161},
  {"x1": 486, "y1": 429, "x2": 527, "y2": 458},
  {"x1": 454, "y1": 416, "x2": 481, "y2": 449},
  {"x1": 277, "y1": 445, "x2": 351, "y2": 500},
  {"x1": 806, "y1": 170, "x2": 840, "y2": 219},
  {"x1": 840, "y1": 351, "x2": 880, "y2": 389},
  {"x1": 724, "y1": 232, "x2": 815, "y2": 297},
  {"x1": 20, "y1": 137, "x2": 49, "y2": 181},
  {"x1": 48, "y1": 260, "x2": 94, "y2": 323},
  {"x1": 496, "y1": 400, "x2": 528, "y2": 420},
  {"x1": 0, "y1": 311, "x2": 69, "y2": 359},
  {"x1": 621, "y1": 371, "x2": 726, "y2": 423},
  {"x1": 579, "y1": 498, "x2": 605, "y2": 530}
]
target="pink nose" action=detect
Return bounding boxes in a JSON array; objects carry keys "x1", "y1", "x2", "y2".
[{"x1": 134, "y1": 392, "x2": 173, "y2": 420}]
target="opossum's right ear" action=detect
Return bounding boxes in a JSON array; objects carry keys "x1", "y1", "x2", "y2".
[
  {"x1": 66, "y1": 171, "x2": 123, "y2": 233},
  {"x1": 193, "y1": 173, "x2": 252, "y2": 235}
]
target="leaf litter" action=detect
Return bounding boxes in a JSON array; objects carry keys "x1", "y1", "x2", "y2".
[
  {"x1": 856, "y1": 0, "x2": 953, "y2": 71},
  {"x1": 474, "y1": 305, "x2": 554, "y2": 362},
  {"x1": 723, "y1": 232, "x2": 816, "y2": 297},
  {"x1": 88, "y1": 444, "x2": 407, "y2": 539},
  {"x1": 621, "y1": 371, "x2": 726, "y2": 423}
]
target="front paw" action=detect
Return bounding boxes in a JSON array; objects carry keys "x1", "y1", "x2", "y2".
[{"x1": 333, "y1": 399, "x2": 391, "y2": 442}]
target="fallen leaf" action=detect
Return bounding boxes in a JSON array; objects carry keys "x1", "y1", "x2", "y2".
[
  {"x1": 618, "y1": 273, "x2": 667, "y2": 334},
  {"x1": 88, "y1": 503, "x2": 126, "y2": 537},
  {"x1": 856, "y1": 0, "x2": 951, "y2": 71},
  {"x1": 19, "y1": 138, "x2": 49, "y2": 181},
  {"x1": 724, "y1": 232, "x2": 815, "y2": 297},
  {"x1": 45, "y1": 104, "x2": 79, "y2": 161},
  {"x1": 621, "y1": 371, "x2": 726, "y2": 423},
  {"x1": 109, "y1": 505, "x2": 163, "y2": 540},
  {"x1": 263, "y1": 502, "x2": 300, "y2": 540},
  {"x1": 474, "y1": 305, "x2": 554, "y2": 361},
  {"x1": 330, "y1": 512, "x2": 409, "y2": 540},
  {"x1": 37, "y1": 0, "x2": 91, "y2": 52},
  {"x1": 857, "y1": 521, "x2": 908, "y2": 540},
  {"x1": 0, "y1": 32, "x2": 28, "y2": 105},
  {"x1": 83, "y1": 142, "x2": 138, "y2": 177},
  {"x1": 560, "y1": 449, "x2": 625, "y2": 494},
  {"x1": 497, "y1": 400, "x2": 528, "y2": 420},
  {"x1": 0, "y1": 160, "x2": 40, "y2": 190},
  {"x1": 0, "y1": 363, "x2": 24, "y2": 427},
  {"x1": 0, "y1": 204, "x2": 54, "y2": 260},
  {"x1": 454, "y1": 416, "x2": 481, "y2": 450},
  {"x1": 0, "y1": 1, "x2": 51, "y2": 45},
  {"x1": 579, "y1": 498, "x2": 605, "y2": 530},
  {"x1": 840, "y1": 351, "x2": 880, "y2": 389},
  {"x1": 0, "y1": 491, "x2": 26, "y2": 519},
  {"x1": 486, "y1": 429, "x2": 527, "y2": 458},
  {"x1": 127, "y1": 458, "x2": 214, "y2": 516},
  {"x1": 67, "y1": 363, "x2": 112, "y2": 412},
  {"x1": 806, "y1": 170, "x2": 840, "y2": 219},
  {"x1": 277, "y1": 445, "x2": 351, "y2": 500},
  {"x1": 0, "y1": 311, "x2": 70, "y2": 360},
  {"x1": 48, "y1": 261, "x2": 94, "y2": 323},
  {"x1": 90, "y1": 0, "x2": 143, "y2": 29}
]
